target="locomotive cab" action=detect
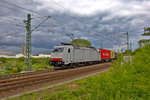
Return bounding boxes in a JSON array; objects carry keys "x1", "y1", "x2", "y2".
[
  {"x1": 49, "y1": 45, "x2": 73, "y2": 67},
  {"x1": 49, "y1": 46, "x2": 64, "y2": 66}
]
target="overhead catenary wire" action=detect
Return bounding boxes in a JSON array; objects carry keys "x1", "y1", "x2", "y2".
[
  {"x1": 0, "y1": 16, "x2": 23, "y2": 22},
  {"x1": 0, "y1": 0, "x2": 83, "y2": 33},
  {"x1": 16, "y1": 24, "x2": 26, "y2": 28},
  {"x1": 0, "y1": 0, "x2": 44, "y2": 17},
  {"x1": 0, "y1": 18, "x2": 23, "y2": 24},
  {"x1": 29, "y1": 0, "x2": 90, "y2": 32},
  {"x1": 0, "y1": 1, "x2": 58, "y2": 28},
  {"x1": 40, "y1": 0, "x2": 107, "y2": 37},
  {"x1": 31, "y1": 16, "x2": 52, "y2": 19},
  {"x1": 0, "y1": 4, "x2": 27, "y2": 15},
  {"x1": 0, "y1": 5, "x2": 58, "y2": 28},
  {"x1": 49, "y1": 0, "x2": 89, "y2": 24},
  {"x1": 33, "y1": 0, "x2": 88, "y2": 25},
  {"x1": 0, "y1": 0, "x2": 148, "y2": 48},
  {"x1": 128, "y1": 27, "x2": 144, "y2": 33},
  {"x1": 0, "y1": 17, "x2": 57, "y2": 28},
  {"x1": 0, "y1": 0, "x2": 105, "y2": 38},
  {"x1": 16, "y1": 24, "x2": 58, "y2": 28},
  {"x1": 1, "y1": 0, "x2": 148, "y2": 33},
  {"x1": 107, "y1": 26, "x2": 146, "y2": 42},
  {"x1": 95, "y1": 33, "x2": 126, "y2": 44}
]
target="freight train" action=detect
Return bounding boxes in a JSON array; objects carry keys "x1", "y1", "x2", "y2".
[{"x1": 49, "y1": 43, "x2": 116, "y2": 68}]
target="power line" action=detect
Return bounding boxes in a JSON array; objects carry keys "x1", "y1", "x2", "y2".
[
  {"x1": 16, "y1": 24, "x2": 26, "y2": 28},
  {"x1": 0, "y1": 1, "x2": 98, "y2": 38},
  {"x1": 0, "y1": 0, "x2": 82, "y2": 32},
  {"x1": 1, "y1": 0, "x2": 146, "y2": 44},
  {"x1": 33, "y1": 0, "x2": 88, "y2": 25},
  {"x1": 0, "y1": 3, "x2": 45, "y2": 19},
  {"x1": 0, "y1": 17, "x2": 23, "y2": 22},
  {"x1": 128, "y1": 27, "x2": 144, "y2": 33},
  {"x1": 0, "y1": 0, "x2": 78, "y2": 31},
  {"x1": 49, "y1": 16, "x2": 82, "y2": 32},
  {"x1": 0, "y1": 17, "x2": 57, "y2": 29},
  {"x1": 49, "y1": 0, "x2": 89, "y2": 24},
  {"x1": 0, "y1": 18, "x2": 23, "y2": 25},
  {"x1": 31, "y1": 0, "x2": 84, "y2": 31},
  {"x1": 0, "y1": 0, "x2": 44, "y2": 17},
  {"x1": 110, "y1": 27, "x2": 144, "y2": 36},
  {"x1": 30, "y1": 0, "x2": 94, "y2": 34},
  {"x1": 0, "y1": 4, "x2": 27, "y2": 15},
  {"x1": 108, "y1": 26, "x2": 145, "y2": 43},
  {"x1": 31, "y1": 16, "x2": 51, "y2": 19}
]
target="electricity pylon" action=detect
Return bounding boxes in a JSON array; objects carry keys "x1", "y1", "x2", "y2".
[{"x1": 24, "y1": 14, "x2": 50, "y2": 71}]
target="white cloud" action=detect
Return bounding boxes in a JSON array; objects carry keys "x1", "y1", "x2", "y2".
[
  {"x1": 36, "y1": 0, "x2": 150, "y2": 17},
  {"x1": 0, "y1": 0, "x2": 150, "y2": 53},
  {"x1": 108, "y1": 44, "x2": 127, "y2": 52},
  {"x1": 0, "y1": 46, "x2": 52, "y2": 54}
]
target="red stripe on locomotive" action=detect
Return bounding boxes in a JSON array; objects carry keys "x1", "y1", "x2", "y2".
[{"x1": 50, "y1": 58, "x2": 63, "y2": 61}]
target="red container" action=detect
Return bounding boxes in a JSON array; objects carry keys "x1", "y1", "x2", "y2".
[{"x1": 98, "y1": 49, "x2": 110, "y2": 60}]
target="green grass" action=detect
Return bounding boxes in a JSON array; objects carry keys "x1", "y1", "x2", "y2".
[
  {"x1": 0, "y1": 57, "x2": 53, "y2": 75},
  {"x1": 6, "y1": 44, "x2": 150, "y2": 99}
]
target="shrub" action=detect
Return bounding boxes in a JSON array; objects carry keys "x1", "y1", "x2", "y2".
[
  {"x1": 13, "y1": 67, "x2": 17, "y2": 72},
  {"x1": 0, "y1": 57, "x2": 7, "y2": 63},
  {"x1": 32, "y1": 63, "x2": 53, "y2": 71}
]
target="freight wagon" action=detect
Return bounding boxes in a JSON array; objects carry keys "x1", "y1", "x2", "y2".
[
  {"x1": 98, "y1": 49, "x2": 110, "y2": 62},
  {"x1": 110, "y1": 51, "x2": 115, "y2": 59},
  {"x1": 98, "y1": 49, "x2": 115, "y2": 62},
  {"x1": 49, "y1": 43, "x2": 101, "y2": 68}
]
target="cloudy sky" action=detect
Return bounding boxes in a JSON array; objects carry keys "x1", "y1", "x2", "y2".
[{"x1": 0, "y1": 0, "x2": 150, "y2": 53}]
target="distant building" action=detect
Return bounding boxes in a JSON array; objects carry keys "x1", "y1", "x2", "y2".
[
  {"x1": 31, "y1": 53, "x2": 51, "y2": 58},
  {"x1": 16, "y1": 54, "x2": 24, "y2": 58},
  {"x1": 0, "y1": 54, "x2": 16, "y2": 58},
  {"x1": 31, "y1": 54, "x2": 40, "y2": 58},
  {"x1": 22, "y1": 44, "x2": 26, "y2": 56},
  {"x1": 0, "y1": 52, "x2": 51, "y2": 58},
  {"x1": 39, "y1": 53, "x2": 51, "y2": 58}
]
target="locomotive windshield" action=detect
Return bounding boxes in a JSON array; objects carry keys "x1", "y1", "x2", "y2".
[{"x1": 52, "y1": 48, "x2": 64, "y2": 53}]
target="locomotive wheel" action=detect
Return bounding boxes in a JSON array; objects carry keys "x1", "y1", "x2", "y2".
[
  {"x1": 72, "y1": 64, "x2": 76, "y2": 68},
  {"x1": 71, "y1": 64, "x2": 76, "y2": 68},
  {"x1": 62, "y1": 65, "x2": 67, "y2": 69},
  {"x1": 49, "y1": 61, "x2": 52, "y2": 66}
]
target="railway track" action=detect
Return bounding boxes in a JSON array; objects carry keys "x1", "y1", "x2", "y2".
[
  {"x1": 0, "y1": 70, "x2": 54, "y2": 80},
  {"x1": 0, "y1": 63, "x2": 111, "y2": 99}
]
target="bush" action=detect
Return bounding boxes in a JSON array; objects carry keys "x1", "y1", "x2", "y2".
[
  {"x1": 32, "y1": 63, "x2": 53, "y2": 71},
  {"x1": 13, "y1": 67, "x2": 17, "y2": 72},
  {"x1": 4, "y1": 61, "x2": 24, "y2": 74},
  {"x1": 0, "y1": 57, "x2": 53, "y2": 75},
  {"x1": 123, "y1": 49, "x2": 132, "y2": 55},
  {"x1": 17, "y1": 57, "x2": 24, "y2": 62},
  {"x1": 0, "y1": 57, "x2": 7, "y2": 63}
]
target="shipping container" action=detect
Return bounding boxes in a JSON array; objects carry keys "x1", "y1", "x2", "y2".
[
  {"x1": 110, "y1": 50, "x2": 115, "y2": 59},
  {"x1": 98, "y1": 49, "x2": 110, "y2": 61}
]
